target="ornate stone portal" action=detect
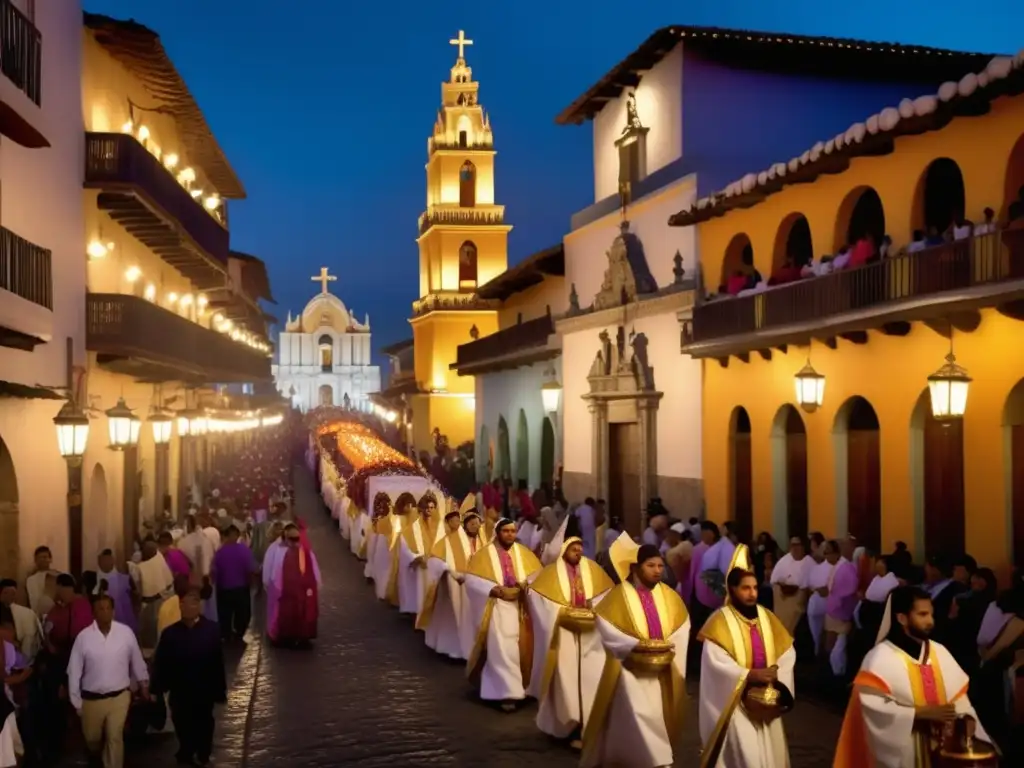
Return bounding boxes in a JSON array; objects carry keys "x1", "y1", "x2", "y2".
[
  {"x1": 593, "y1": 221, "x2": 659, "y2": 311},
  {"x1": 583, "y1": 326, "x2": 662, "y2": 531}
]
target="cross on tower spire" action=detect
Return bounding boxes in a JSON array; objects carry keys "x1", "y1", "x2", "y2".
[
  {"x1": 449, "y1": 29, "x2": 473, "y2": 60},
  {"x1": 311, "y1": 266, "x2": 337, "y2": 295}
]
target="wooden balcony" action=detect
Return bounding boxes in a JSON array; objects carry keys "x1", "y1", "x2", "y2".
[
  {"x1": 418, "y1": 205, "x2": 505, "y2": 235},
  {"x1": 86, "y1": 293, "x2": 270, "y2": 384},
  {"x1": 84, "y1": 132, "x2": 229, "y2": 289},
  {"x1": 0, "y1": 225, "x2": 51, "y2": 349},
  {"x1": 452, "y1": 314, "x2": 556, "y2": 375},
  {"x1": 0, "y1": 0, "x2": 41, "y2": 106},
  {"x1": 689, "y1": 229, "x2": 1024, "y2": 358}
]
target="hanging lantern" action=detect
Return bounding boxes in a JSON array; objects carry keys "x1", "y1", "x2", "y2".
[
  {"x1": 149, "y1": 408, "x2": 174, "y2": 445},
  {"x1": 106, "y1": 397, "x2": 140, "y2": 450},
  {"x1": 54, "y1": 400, "x2": 90, "y2": 461},
  {"x1": 927, "y1": 352, "x2": 971, "y2": 420},
  {"x1": 794, "y1": 361, "x2": 825, "y2": 414},
  {"x1": 541, "y1": 366, "x2": 562, "y2": 413}
]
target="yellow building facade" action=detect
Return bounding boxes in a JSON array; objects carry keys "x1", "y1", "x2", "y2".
[
  {"x1": 406, "y1": 32, "x2": 509, "y2": 453},
  {"x1": 678, "y1": 59, "x2": 1024, "y2": 571}
]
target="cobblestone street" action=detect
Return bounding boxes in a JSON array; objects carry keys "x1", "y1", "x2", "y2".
[{"x1": 63, "y1": 466, "x2": 845, "y2": 767}]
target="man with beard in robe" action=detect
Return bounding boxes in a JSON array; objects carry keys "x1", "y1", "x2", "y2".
[
  {"x1": 464, "y1": 518, "x2": 542, "y2": 712},
  {"x1": 833, "y1": 586, "x2": 993, "y2": 767},
  {"x1": 417, "y1": 495, "x2": 480, "y2": 659},
  {"x1": 267, "y1": 522, "x2": 321, "y2": 646},
  {"x1": 528, "y1": 536, "x2": 614, "y2": 751},
  {"x1": 581, "y1": 544, "x2": 689, "y2": 768},
  {"x1": 397, "y1": 491, "x2": 443, "y2": 616},
  {"x1": 698, "y1": 545, "x2": 795, "y2": 767}
]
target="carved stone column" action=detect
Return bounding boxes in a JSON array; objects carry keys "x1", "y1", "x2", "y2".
[
  {"x1": 589, "y1": 400, "x2": 609, "y2": 500},
  {"x1": 636, "y1": 396, "x2": 662, "y2": 530}
]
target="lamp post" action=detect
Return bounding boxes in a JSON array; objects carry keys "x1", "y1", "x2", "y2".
[
  {"x1": 794, "y1": 360, "x2": 826, "y2": 414},
  {"x1": 541, "y1": 366, "x2": 563, "y2": 415},
  {"x1": 149, "y1": 407, "x2": 173, "y2": 521},
  {"x1": 53, "y1": 397, "x2": 89, "y2": 578},
  {"x1": 105, "y1": 397, "x2": 140, "y2": 560}
]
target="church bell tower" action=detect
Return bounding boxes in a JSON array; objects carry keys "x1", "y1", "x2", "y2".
[{"x1": 408, "y1": 30, "x2": 509, "y2": 451}]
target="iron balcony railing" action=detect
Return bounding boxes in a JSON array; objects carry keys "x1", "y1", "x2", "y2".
[
  {"x1": 693, "y1": 229, "x2": 1024, "y2": 344},
  {"x1": 86, "y1": 293, "x2": 270, "y2": 382},
  {"x1": 0, "y1": 225, "x2": 51, "y2": 309},
  {"x1": 455, "y1": 314, "x2": 555, "y2": 368},
  {"x1": 0, "y1": 0, "x2": 42, "y2": 105}
]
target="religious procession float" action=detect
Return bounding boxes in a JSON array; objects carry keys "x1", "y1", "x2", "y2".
[{"x1": 305, "y1": 407, "x2": 447, "y2": 558}]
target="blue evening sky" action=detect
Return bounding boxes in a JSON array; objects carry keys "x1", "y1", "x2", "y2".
[{"x1": 84, "y1": 0, "x2": 1024, "y2": 357}]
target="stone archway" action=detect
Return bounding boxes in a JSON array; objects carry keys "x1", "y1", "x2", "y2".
[
  {"x1": 583, "y1": 326, "x2": 662, "y2": 535},
  {"x1": 0, "y1": 434, "x2": 19, "y2": 579},
  {"x1": 832, "y1": 396, "x2": 881, "y2": 550},
  {"x1": 770, "y1": 404, "x2": 807, "y2": 541},
  {"x1": 911, "y1": 389, "x2": 965, "y2": 558},
  {"x1": 87, "y1": 463, "x2": 111, "y2": 559},
  {"x1": 540, "y1": 417, "x2": 556, "y2": 492},
  {"x1": 515, "y1": 409, "x2": 529, "y2": 486},
  {"x1": 318, "y1": 384, "x2": 334, "y2": 407},
  {"x1": 1003, "y1": 380, "x2": 1024, "y2": 565},
  {"x1": 496, "y1": 416, "x2": 511, "y2": 480},
  {"x1": 476, "y1": 424, "x2": 490, "y2": 483}
]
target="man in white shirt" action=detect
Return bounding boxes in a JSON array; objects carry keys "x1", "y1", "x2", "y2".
[{"x1": 67, "y1": 595, "x2": 149, "y2": 768}]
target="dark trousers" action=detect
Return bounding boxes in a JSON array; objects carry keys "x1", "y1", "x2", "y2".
[
  {"x1": 170, "y1": 696, "x2": 215, "y2": 761},
  {"x1": 217, "y1": 586, "x2": 251, "y2": 637}
]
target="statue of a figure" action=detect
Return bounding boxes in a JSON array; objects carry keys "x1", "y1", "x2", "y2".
[{"x1": 622, "y1": 91, "x2": 643, "y2": 135}]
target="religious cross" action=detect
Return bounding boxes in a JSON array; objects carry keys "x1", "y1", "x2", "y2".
[
  {"x1": 449, "y1": 30, "x2": 473, "y2": 60},
  {"x1": 311, "y1": 266, "x2": 337, "y2": 295}
]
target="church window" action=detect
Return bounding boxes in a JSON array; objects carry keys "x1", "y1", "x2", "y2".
[
  {"x1": 618, "y1": 138, "x2": 641, "y2": 190},
  {"x1": 318, "y1": 334, "x2": 333, "y2": 372},
  {"x1": 459, "y1": 241, "x2": 478, "y2": 291},
  {"x1": 318, "y1": 384, "x2": 333, "y2": 406},
  {"x1": 459, "y1": 161, "x2": 476, "y2": 207},
  {"x1": 459, "y1": 130, "x2": 467, "y2": 148}
]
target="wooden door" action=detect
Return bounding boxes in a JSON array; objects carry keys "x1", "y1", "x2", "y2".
[
  {"x1": 608, "y1": 423, "x2": 641, "y2": 535},
  {"x1": 923, "y1": 416, "x2": 965, "y2": 557},
  {"x1": 732, "y1": 433, "x2": 753, "y2": 543},
  {"x1": 847, "y1": 429, "x2": 881, "y2": 550},
  {"x1": 785, "y1": 434, "x2": 808, "y2": 539},
  {"x1": 1012, "y1": 425, "x2": 1024, "y2": 565}
]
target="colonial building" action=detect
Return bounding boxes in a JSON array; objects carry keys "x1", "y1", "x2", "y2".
[
  {"x1": 672, "y1": 49, "x2": 1024, "y2": 570},
  {"x1": 81, "y1": 13, "x2": 273, "y2": 566},
  {"x1": 548, "y1": 26, "x2": 991, "y2": 534},
  {"x1": 272, "y1": 266, "x2": 381, "y2": 413},
  {"x1": 379, "y1": 31, "x2": 510, "y2": 454},
  {"x1": 451, "y1": 245, "x2": 565, "y2": 490},
  {"x1": 0, "y1": 1, "x2": 83, "y2": 577}
]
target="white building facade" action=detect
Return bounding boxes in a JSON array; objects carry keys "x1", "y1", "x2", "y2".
[
  {"x1": 273, "y1": 270, "x2": 382, "y2": 413},
  {"x1": 0, "y1": 0, "x2": 86, "y2": 576}
]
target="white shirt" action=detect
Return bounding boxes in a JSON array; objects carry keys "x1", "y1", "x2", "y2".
[
  {"x1": 67, "y1": 621, "x2": 148, "y2": 710},
  {"x1": 770, "y1": 553, "x2": 811, "y2": 588}
]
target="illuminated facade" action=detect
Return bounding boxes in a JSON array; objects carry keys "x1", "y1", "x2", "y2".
[
  {"x1": 403, "y1": 31, "x2": 509, "y2": 453},
  {"x1": 674, "y1": 52, "x2": 1024, "y2": 570}
]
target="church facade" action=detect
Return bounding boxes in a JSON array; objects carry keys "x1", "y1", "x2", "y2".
[{"x1": 273, "y1": 267, "x2": 381, "y2": 413}]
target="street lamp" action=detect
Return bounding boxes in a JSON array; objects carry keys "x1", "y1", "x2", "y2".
[
  {"x1": 928, "y1": 351, "x2": 971, "y2": 421},
  {"x1": 149, "y1": 407, "x2": 173, "y2": 522},
  {"x1": 794, "y1": 360, "x2": 826, "y2": 414},
  {"x1": 149, "y1": 408, "x2": 173, "y2": 445},
  {"x1": 54, "y1": 399, "x2": 90, "y2": 462},
  {"x1": 105, "y1": 397, "x2": 140, "y2": 450},
  {"x1": 541, "y1": 366, "x2": 562, "y2": 414}
]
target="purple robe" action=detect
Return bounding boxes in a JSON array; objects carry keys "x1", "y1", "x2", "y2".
[
  {"x1": 826, "y1": 560, "x2": 859, "y2": 622},
  {"x1": 96, "y1": 570, "x2": 137, "y2": 633},
  {"x1": 635, "y1": 584, "x2": 664, "y2": 640}
]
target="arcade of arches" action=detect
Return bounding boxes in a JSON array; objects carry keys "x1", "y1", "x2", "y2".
[
  {"x1": 479, "y1": 412, "x2": 557, "y2": 491},
  {"x1": 0, "y1": 436, "x2": 19, "y2": 580}
]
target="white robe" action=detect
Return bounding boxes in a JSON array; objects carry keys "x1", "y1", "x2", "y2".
[
  {"x1": 370, "y1": 517, "x2": 402, "y2": 602},
  {"x1": 698, "y1": 607, "x2": 795, "y2": 768},
  {"x1": 420, "y1": 530, "x2": 476, "y2": 660},
  {"x1": 397, "y1": 518, "x2": 443, "y2": 615},
  {"x1": 526, "y1": 559, "x2": 610, "y2": 739},
  {"x1": 463, "y1": 543, "x2": 539, "y2": 702},
  {"x1": 349, "y1": 511, "x2": 368, "y2": 557},
  {"x1": 806, "y1": 560, "x2": 833, "y2": 651},
  {"x1": 843, "y1": 639, "x2": 990, "y2": 768},
  {"x1": 582, "y1": 584, "x2": 690, "y2": 768}
]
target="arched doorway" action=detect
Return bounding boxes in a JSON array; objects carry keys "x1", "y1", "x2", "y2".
[
  {"x1": 773, "y1": 214, "x2": 814, "y2": 273},
  {"x1": 459, "y1": 242, "x2": 478, "y2": 291},
  {"x1": 770, "y1": 405, "x2": 808, "y2": 540},
  {"x1": 459, "y1": 161, "x2": 476, "y2": 207},
  {"x1": 496, "y1": 416, "x2": 511, "y2": 480},
  {"x1": 915, "y1": 158, "x2": 966, "y2": 234},
  {"x1": 1002, "y1": 132, "x2": 1024, "y2": 222},
  {"x1": 729, "y1": 407, "x2": 753, "y2": 542},
  {"x1": 540, "y1": 417, "x2": 556, "y2": 491},
  {"x1": 0, "y1": 435, "x2": 20, "y2": 580},
  {"x1": 833, "y1": 397, "x2": 881, "y2": 550},
  {"x1": 1003, "y1": 380, "x2": 1024, "y2": 565},
  {"x1": 912, "y1": 389, "x2": 965, "y2": 557},
  {"x1": 834, "y1": 187, "x2": 886, "y2": 251},
  {"x1": 87, "y1": 463, "x2": 111, "y2": 558},
  {"x1": 720, "y1": 233, "x2": 755, "y2": 291},
  {"x1": 318, "y1": 384, "x2": 333, "y2": 406},
  {"x1": 515, "y1": 410, "x2": 529, "y2": 485}
]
